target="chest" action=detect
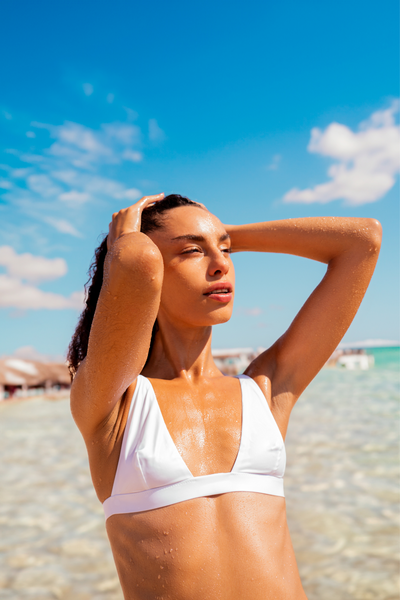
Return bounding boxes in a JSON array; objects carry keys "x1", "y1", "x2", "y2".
[{"x1": 150, "y1": 378, "x2": 243, "y2": 477}]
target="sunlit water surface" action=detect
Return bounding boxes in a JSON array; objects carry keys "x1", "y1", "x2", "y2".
[{"x1": 0, "y1": 361, "x2": 398, "y2": 599}]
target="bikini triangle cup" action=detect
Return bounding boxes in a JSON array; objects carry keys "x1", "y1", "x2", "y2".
[{"x1": 103, "y1": 374, "x2": 286, "y2": 519}]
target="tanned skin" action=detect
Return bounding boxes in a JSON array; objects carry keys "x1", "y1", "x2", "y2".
[{"x1": 71, "y1": 193, "x2": 382, "y2": 600}]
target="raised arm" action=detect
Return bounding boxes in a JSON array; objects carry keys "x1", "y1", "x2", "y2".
[
  {"x1": 70, "y1": 194, "x2": 164, "y2": 437},
  {"x1": 226, "y1": 217, "x2": 382, "y2": 419}
]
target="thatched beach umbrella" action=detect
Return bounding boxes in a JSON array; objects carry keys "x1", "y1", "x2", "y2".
[{"x1": 0, "y1": 358, "x2": 70, "y2": 398}]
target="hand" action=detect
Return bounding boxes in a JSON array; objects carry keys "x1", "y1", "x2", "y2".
[{"x1": 107, "y1": 193, "x2": 165, "y2": 250}]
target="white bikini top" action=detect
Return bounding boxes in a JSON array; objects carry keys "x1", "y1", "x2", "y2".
[{"x1": 103, "y1": 374, "x2": 286, "y2": 520}]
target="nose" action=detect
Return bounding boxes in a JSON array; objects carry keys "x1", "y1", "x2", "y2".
[{"x1": 208, "y1": 249, "x2": 230, "y2": 277}]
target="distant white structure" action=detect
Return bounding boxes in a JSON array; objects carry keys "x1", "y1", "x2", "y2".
[
  {"x1": 330, "y1": 339, "x2": 399, "y2": 370},
  {"x1": 339, "y1": 339, "x2": 399, "y2": 349},
  {"x1": 212, "y1": 348, "x2": 264, "y2": 375},
  {"x1": 213, "y1": 342, "x2": 390, "y2": 374},
  {"x1": 336, "y1": 353, "x2": 374, "y2": 370}
]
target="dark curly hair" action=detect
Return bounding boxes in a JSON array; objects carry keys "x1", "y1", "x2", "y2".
[{"x1": 67, "y1": 194, "x2": 202, "y2": 380}]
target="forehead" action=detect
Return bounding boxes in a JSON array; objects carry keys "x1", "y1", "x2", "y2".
[{"x1": 159, "y1": 206, "x2": 226, "y2": 238}]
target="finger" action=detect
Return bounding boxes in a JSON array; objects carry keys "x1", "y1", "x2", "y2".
[
  {"x1": 144, "y1": 193, "x2": 164, "y2": 204},
  {"x1": 137, "y1": 195, "x2": 164, "y2": 211}
]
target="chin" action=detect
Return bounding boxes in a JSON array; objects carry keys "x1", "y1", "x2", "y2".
[{"x1": 204, "y1": 307, "x2": 233, "y2": 326}]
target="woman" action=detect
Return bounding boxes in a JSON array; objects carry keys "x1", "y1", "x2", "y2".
[{"x1": 68, "y1": 193, "x2": 381, "y2": 599}]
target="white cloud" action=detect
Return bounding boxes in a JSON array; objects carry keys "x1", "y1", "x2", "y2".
[
  {"x1": 30, "y1": 121, "x2": 52, "y2": 131},
  {"x1": 51, "y1": 170, "x2": 141, "y2": 202},
  {"x1": 80, "y1": 174, "x2": 141, "y2": 201},
  {"x1": 283, "y1": 100, "x2": 400, "y2": 206},
  {"x1": 0, "y1": 246, "x2": 83, "y2": 310},
  {"x1": 122, "y1": 188, "x2": 141, "y2": 201},
  {"x1": 11, "y1": 168, "x2": 31, "y2": 178},
  {"x1": 58, "y1": 190, "x2": 91, "y2": 204},
  {"x1": 83, "y1": 83, "x2": 94, "y2": 96},
  {"x1": 26, "y1": 131, "x2": 36, "y2": 138},
  {"x1": 19, "y1": 154, "x2": 44, "y2": 163},
  {"x1": 43, "y1": 217, "x2": 82, "y2": 237},
  {"x1": 27, "y1": 174, "x2": 62, "y2": 197},
  {"x1": 3, "y1": 111, "x2": 12, "y2": 120},
  {"x1": 102, "y1": 122, "x2": 140, "y2": 146},
  {"x1": 68, "y1": 290, "x2": 85, "y2": 308},
  {"x1": 107, "y1": 93, "x2": 114, "y2": 104},
  {"x1": 0, "y1": 274, "x2": 84, "y2": 310},
  {"x1": 123, "y1": 149, "x2": 143, "y2": 162},
  {"x1": 0, "y1": 245, "x2": 67, "y2": 283},
  {"x1": 266, "y1": 154, "x2": 281, "y2": 171},
  {"x1": 124, "y1": 107, "x2": 138, "y2": 122},
  {"x1": 2, "y1": 113, "x2": 150, "y2": 238},
  {"x1": 149, "y1": 118, "x2": 166, "y2": 142},
  {"x1": 51, "y1": 169, "x2": 79, "y2": 184},
  {"x1": 52, "y1": 121, "x2": 112, "y2": 161},
  {"x1": 28, "y1": 120, "x2": 142, "y2": 171}
]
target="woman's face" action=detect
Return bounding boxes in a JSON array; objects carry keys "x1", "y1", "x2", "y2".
[{"x1": 147, "y1": 205, "x2": 235, "y2": 329}]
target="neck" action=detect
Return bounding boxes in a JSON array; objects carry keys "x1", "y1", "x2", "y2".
[{"x1": 142, "y1": 319, "x2": 219, "y2": 381}]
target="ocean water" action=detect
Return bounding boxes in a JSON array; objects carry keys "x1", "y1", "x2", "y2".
[
  {"x1": 285, "y1": 351, "x2": 399, "y2": 600},
  {"x1": 0, "y1": 352, "x2": 398, "y2": 599},
  {"x1": 368, "y1": 346, "x2": 400, "y2": 370}
]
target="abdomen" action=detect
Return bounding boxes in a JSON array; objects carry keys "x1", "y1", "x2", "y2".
[{"x1": 106, "y1": 492, "x2": 307, "y2": 600}]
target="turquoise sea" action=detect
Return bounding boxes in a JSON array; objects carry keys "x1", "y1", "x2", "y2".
[
  {"x1": 285, "y1": 347, "x2": 399, "y2": 599},
  {"x1": 367, "y1": 346, "x2": 400, "y2": 369},
  {"x1": 0, "y1": 348, "x2": 398, "y2": 599}
]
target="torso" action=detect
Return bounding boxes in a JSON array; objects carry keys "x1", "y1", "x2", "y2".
[
  {"x1": 85, "y1": 374, "x2": 307, "y2": 600},
  {"x1": 106, "y1": 493, "x2": 304, "y2": 600}
]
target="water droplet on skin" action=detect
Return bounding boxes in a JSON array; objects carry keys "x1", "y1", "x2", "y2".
[{"x1": 158, "y1": 575, "x2": 161, "y2": 579}]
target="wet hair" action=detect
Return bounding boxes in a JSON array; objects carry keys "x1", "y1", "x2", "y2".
[{"x1": 67, "y1": 194, "x2": 202, "y2": 380}]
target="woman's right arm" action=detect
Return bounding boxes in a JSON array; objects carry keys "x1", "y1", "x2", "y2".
[{"x1": 70, "y1": 194, "x2": 164, "y2": 438}]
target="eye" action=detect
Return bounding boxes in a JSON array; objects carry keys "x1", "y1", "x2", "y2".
[
  {"x1": 182, "y1": 247, "x2": 202, "y2": 254},
  {"x1": 222, "y1": 247, "x2": 232, "y2": 254}
]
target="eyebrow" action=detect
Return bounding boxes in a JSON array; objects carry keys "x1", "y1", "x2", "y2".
[{"x1": 171, "y1": 233, "x2": 231, "y2": 242}]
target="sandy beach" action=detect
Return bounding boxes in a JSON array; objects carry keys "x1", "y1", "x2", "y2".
[{"x1": 0, "y1": 363, "x2": 399, "y2": 600}]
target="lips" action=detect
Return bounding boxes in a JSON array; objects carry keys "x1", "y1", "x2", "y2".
[{"x1": 204, "y1": 282, "x2": 233, "y2": 303}]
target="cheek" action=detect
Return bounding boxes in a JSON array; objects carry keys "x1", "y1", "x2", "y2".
[
  {"x1": 229, "y1": 260, "x2": 235, "y2": 284},
  {"x1": 160, "y1": 265, "x2": 200, "y2": 303}
]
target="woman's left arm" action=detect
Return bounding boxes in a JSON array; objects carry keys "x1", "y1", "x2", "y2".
[{"x1": 226, "y1": 217, "x2": 382, "y2": 412}]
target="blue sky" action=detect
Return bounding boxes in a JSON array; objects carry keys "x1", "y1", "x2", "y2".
[{"x1": 0, "y1": 0, "x2": 399, "y2": 360}]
